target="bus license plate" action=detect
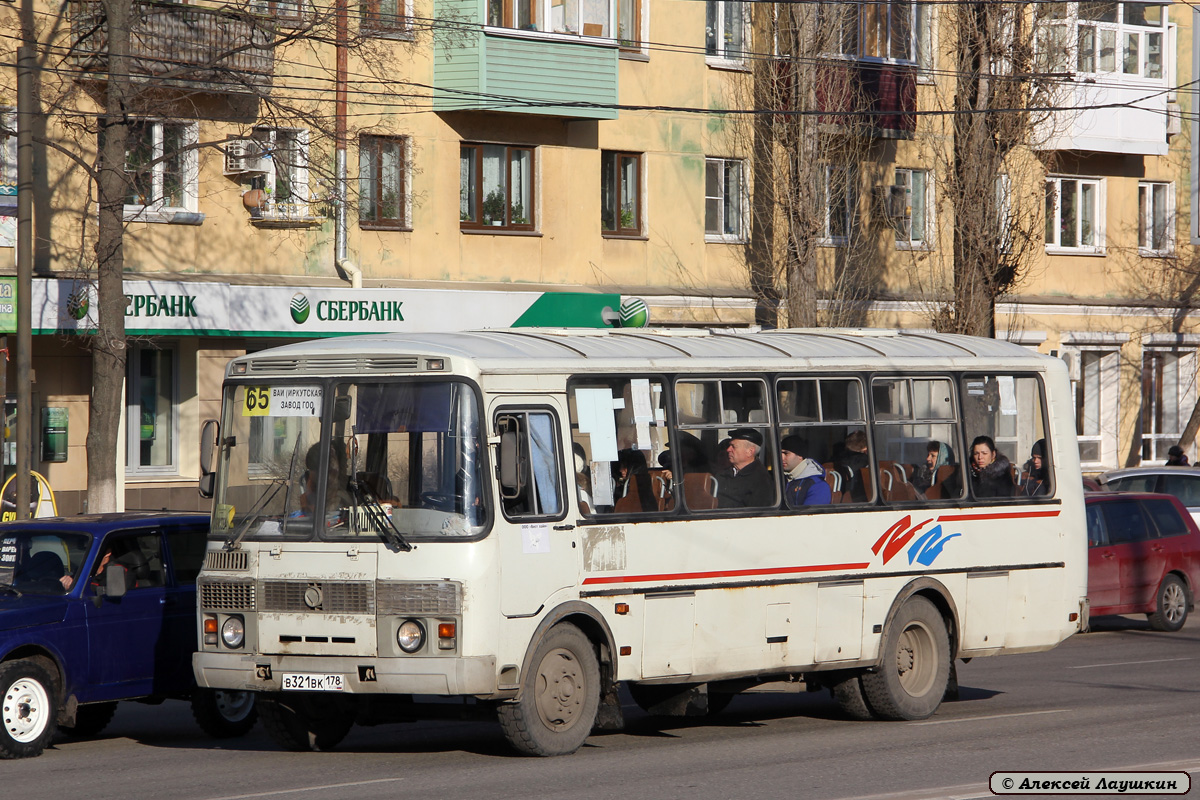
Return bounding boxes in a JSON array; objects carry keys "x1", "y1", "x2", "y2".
[{"x1": 281, "y1": 673, "x2": 345, "y2": 692}]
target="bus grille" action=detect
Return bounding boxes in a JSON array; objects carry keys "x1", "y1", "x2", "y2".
[
  {"x1": 204, "y1": 550, "x2": 249, "y2": 571},
  {"x1": 199, "y1": 579, "x2": 256, "y2": 610},
  {"x1": 376, "y1": 581, "x2": 461, "y2": 615},
  {"x1": 259, "y1": 580, "x2": 375, "y2": 614}
]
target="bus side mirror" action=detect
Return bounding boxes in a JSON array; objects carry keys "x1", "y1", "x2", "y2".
[{"x1": 199, "y1": 419, "x2": 219, "y2": 499}]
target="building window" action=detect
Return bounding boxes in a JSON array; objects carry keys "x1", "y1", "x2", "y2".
[
  {"x1": 361, "y1": 0, "x2": 410, "y2": 34},
  {"x1": 601, "y1": 151, "x2": 641, "y2": 236},
  {"x1": 246, "y1": 127, "x2": 309, "y2": 221},
  {"x1": 126, "y1": 343, "x2": 177, "y2": 475},
  {"x1": 617, "y1": 0, "x2": 641, "y2": 48},
  {"x1": 0, "y1": 108, "x2": 14, "y2": 186},
  {"x1": 1045, "y1": 176, "x2": 1103, "y2": 252},
  {"x1": 1142, "y1": 349, "x2": 1195, "y2": 463},
  {"x1": 251, "y1": 0, "x2": 304, "y2": 22},
  {"x1": 705, "y1": 157, "x2": 744, "y2": 241},
  {"x1": 892, "y1": 167, "x2": 929, "y2": 246},
  {"x1": 1071, "y1": 348, "x2": 1119, "y2": 467},
  {"x1": 460, "y1": 144, "x2": 535, "y2": 231},
  {"x1": 996, "y1": 173, "x2": 1013, "y2": 253},
  {"x1": 122, "y1": 120, "x2": 198, "y2": 218},
  {"x1": 359, "y1": 135, "x2": 408, "y2": 229},
  {"x1": 706, "y1": 0, "x2": 746, "y2": 62},
  {"x1": 488, "y1": 0, "x2": 611, "y2": 36},
  {"x1": 820, "y1": 165, "x2": 856, "y2": 245},
  {"x1": 1138, "y1": 181, "x2": 1172, "y2": 255},
  {"x1": 1037, "y1": 2, "x2": 1166, "y2": 79},
  {"x1": 818, "y1": 0, "x2": 923, "y2": 62}
]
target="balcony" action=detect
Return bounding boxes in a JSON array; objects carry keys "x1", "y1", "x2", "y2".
[
  {"x1": 775, "y1": 59, "x2": 916, "y2": 138},
  {"x1": 1037, "y1": 81, "x2": 1167, "y2": 156},
  {"x1": 433, "y1": 0, "x2": 618, "y2": 120},
  {"x1": 70, "y1": 1, "x2": 274, "y2": 95}
]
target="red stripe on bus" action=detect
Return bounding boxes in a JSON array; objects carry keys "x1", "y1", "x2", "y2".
[
  {"x1": 581, "y1": 562, "x2": 873, "y2": 586},
  {"x1": 937, "y1": 510, "x2": 1062, "y2": 522}
]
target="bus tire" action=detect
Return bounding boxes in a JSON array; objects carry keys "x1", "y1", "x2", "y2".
[
  {"x1": 830, "y1": 674, "x2": 875, "y2": 721},
  {"x1": 0, "y1": 659, "x2": 58, "y2": 759},
  {"x1": 191, "y1": 689, "x2": 258, "y2": 739},
  {"x1": 498, "y1": 623, "x2": 600, "y2": 756},
  {"x1": 861, "y1": 596, "x2": 950, "y2": 721},
  {"x1": 58, "y1": 701, "x2": 118, "y2": 739},
  {"x1": 259, "y1": 695, "x2": 352, "y2": 752},
  {"x1": 1148, "y1": 574, "x2": 1189, "y2": 632}
]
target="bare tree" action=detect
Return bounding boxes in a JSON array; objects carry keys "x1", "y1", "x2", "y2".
[{"x1": 2, "y1": 0, "x2": 430, "y2": 510}]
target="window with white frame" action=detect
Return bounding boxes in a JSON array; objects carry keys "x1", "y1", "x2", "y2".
[
  {"x1": 360, "y1": 0, "x2": 410, "y2": 35},
  {"x1": 892, "y1": 167, "x2": 929, "y2": 246},
  {"x1": 0, "y1": 108, "x2": 14, "y2": 187},
  {"x1": 247, "y1": 127, "x2": 309, "y2": 220},
  {"x1": 617, "y1": 0, "x2": 642, "y2": 48},
  {"x1": 915, "y1": 3, "x2": 934, "y2": 70},
  {"x1": 122, "y1": 120, "x2": 198, "y2": 219},
  {"x1": 1036, "y1": 2, "x2": 1166, "y2": 79},
  {"x1": 1045, "y1": 176, "x2": 1103, "y2": 251},
  {"x1": 1138, "y1": 181, "x2": 1172, "y2": 255},
  {"x1": 705, "y1": 157, "x2": 744, "y2": 240},
  {"x1": 1071, "y1": 347, "x2": 1119, "y2": 467},
  {"x1": 706, "y1": 0, "x2": 746, "y2": 62},
  {"x1": 126, "y1": 343, "x2": 177, "y2": 475},
  {"x1": 996, "y1": 173, "x2": 1013, "y2": 253},
  {"x1": 1142, "y1": 348, "x2": 1196, "y2": 463},
  {"x1": 488, "y1": 0, "x2": 612, "y2": 37},
  {"x1": 251, "y1": 0, "x2": 303, "y2": 22},
  {"x1": 820, "y1": 165, "x2": 856, "y2": 244},
  {"x1": 359, "y1": 135, "x2": 409, "y2": 229}
]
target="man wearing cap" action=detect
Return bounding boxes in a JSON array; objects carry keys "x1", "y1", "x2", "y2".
[
  {"x1": 1166, "y1": 445, "x2": 1191, "y2": 467},
  {"x1": 781, "y1": 435, "x2": 832, "y2": 507},
  {"x1": 716, "y1": 428, "x2": 774, "y2": 508}
]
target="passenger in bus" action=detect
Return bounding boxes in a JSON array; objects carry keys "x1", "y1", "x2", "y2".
[
  {"x1": 1020, "y1": 439, "x2": 1049, "y2": 497},
  {"x1": 572, "y1": 443, "x2": 594, "y2": 514},
  {"x1": 716, "y1": 429, "x2": 773, "y2": 508},
  {"x1": 969, "y1": 435, "x2": 1014, "y2": 498},
  {"x1": 914, "y1": 440, "x2": 955, "y2": 498},
  {"x1": 834, "y1": 430, "x2": 870, "y2": 502},
  {"x1": 780, "y1": 435, "x2": 832, "y2": 507}
]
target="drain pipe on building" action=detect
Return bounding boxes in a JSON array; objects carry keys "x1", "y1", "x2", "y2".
[{"x1": 333, "y1": 0, "x2": 362, "y2": 290}]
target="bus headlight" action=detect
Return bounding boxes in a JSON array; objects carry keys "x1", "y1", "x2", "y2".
[
  {"x1": 221, "y1": 616, "x2": 245, "y2": 649},
  {"x1": 397, "y1": 619, "x2": 425, "y2": 653}
]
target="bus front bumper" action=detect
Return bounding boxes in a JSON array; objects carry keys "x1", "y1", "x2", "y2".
[{"x1": 193, "y1": 651, "x2": 499, "y2": 697}]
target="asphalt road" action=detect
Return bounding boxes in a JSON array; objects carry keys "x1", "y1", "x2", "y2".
[{"x1": 6, "y1": 614, "x2": 1199, "y2": 800}]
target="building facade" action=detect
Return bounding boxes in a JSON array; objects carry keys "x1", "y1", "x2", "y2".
[{"x1": 0, "y1": 0, "x2": 1193, "y2": 512}]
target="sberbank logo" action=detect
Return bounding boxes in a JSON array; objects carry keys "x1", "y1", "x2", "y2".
[
  {"x1": 290, "y1": 293, "x2": 310, "y2": 324},
  {"x1": 67, "y1": 289, "x2": 89, "y2": 321}
]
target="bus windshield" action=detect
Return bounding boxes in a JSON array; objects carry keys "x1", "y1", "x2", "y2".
[{"x1": 211, "y1": 379, "x2": 487, "y2": 543}]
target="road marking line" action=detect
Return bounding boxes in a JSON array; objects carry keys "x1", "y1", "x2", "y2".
[
  {"x1": 207, "y1": 778, "x2": 408, "y2": 800},
  {"x1": 911, "y1": 709, "x2": 1066, "y2": 726},
  {"x1": 1068, "y1": 656, "x2": 1194, "y2": 669}
]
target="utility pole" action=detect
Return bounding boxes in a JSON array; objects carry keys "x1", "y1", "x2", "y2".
[{"x1": 15, "y1": 0, "x2": 34, "y2": 518}]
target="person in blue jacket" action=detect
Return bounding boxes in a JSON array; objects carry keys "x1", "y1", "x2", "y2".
[{"x1": 780, "y1": 435, "x2": 832, "y2": 507}]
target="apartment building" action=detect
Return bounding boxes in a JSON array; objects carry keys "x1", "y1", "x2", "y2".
[{"x1": 0, "y1": 0, "x2": 1192, "y2": 511}]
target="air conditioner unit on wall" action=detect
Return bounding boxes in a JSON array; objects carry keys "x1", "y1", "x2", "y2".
[{"x1": 223, "y1": 140, "x2": 268, "y2": 176}]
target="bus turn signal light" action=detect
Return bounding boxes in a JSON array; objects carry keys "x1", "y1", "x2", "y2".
[
  {"x1": 615, "y1": 603, "x2": 629, "y2": 614},
  {"x1": 203, "y1": 615, "x2": 218, "y2": 646},
  {"x1": 438, "y1": 622, "x2": 456, "y2": 650}
]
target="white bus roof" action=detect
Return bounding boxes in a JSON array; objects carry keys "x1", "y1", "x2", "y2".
[{"x1": 231, "y1": 328, "x2": 1061, "y2": 377}]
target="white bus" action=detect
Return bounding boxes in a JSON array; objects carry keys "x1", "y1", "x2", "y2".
[{"x1": 193, "y1": 328, "x2": 1087, "y2": 756}]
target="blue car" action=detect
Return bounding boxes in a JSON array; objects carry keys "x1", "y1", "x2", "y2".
[{"x1": 0, "y1": 512, "x2": 256, "y2": 758}]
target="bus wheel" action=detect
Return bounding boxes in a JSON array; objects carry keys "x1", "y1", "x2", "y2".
[
  {"x1": 191, "y1": 689, "x2": 258, "y2": 739},
  {"x1": 830, "y1": 674, "x2": 875, "y2": 721},
  {"x1": 861, "y1": 596, "x2": 950, "y2": 721},
  {"x1": 259, "y1": 694, "x2": 352, "y2": 752},
  {"x1": 0, "y1": 659, "x2": 58, "y2": 759},
  {"x1": 1148, "y1": 574, "x2": 1188, "y2": 632},
  {"x1": 58, "y1": 701, "x2": 118, "y2": 739},
  {"x1": 498, "y1": 623, "x2": 600, "y2": 756}
]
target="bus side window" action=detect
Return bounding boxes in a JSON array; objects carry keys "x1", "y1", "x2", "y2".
[
  {"x1": 496, "y1": 410, "x2": 564, "y2": 520},
  {"x1": 960, "y1": 374, "x2": 1051, "y2": 502}
]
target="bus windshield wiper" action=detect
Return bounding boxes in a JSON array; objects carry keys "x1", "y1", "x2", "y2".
[
  {"x1": 223, "y1": 477, "x2": 287, "y2": 551},
  {"x1": 0, "y1": 582, "x2": 21, "y2": 597},
  {"x1": 348, "y1": 430, "x2": 411, "y2": 552}
]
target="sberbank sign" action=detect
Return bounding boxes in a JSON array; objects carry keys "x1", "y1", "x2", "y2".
[
  {"x1": 125, "y1": 294, "x2": 198, "y2": 318},
  {"x1": 289, "y1": 293, "x2": 405, "y2": 325}
]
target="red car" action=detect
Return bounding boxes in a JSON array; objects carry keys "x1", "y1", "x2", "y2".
[{"x1": 1086, "y1": 492, "x2": 1200, "y2": 631}]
